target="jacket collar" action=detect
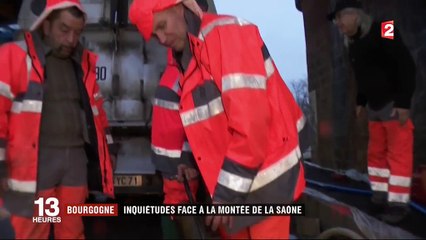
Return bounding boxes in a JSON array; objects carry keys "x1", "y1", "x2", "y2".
[{"x1": 172, "y1": 6, "x2": 202, "y2": 73}]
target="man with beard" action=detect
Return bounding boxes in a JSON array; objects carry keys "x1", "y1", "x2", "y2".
[{"x1": 0, "y1": 0, "x2": 116, "y2": 238}]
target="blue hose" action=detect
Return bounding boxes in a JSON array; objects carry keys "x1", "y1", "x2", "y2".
[
  {"x1": 306, "y1": 179, "x2": 372, "y2": 196},
  {"x1": 306, "y1": 179, "x2": 426, "y2": 215},
  {"x1": 410, "y1": 201, "x2": 426, "y2": 215}
]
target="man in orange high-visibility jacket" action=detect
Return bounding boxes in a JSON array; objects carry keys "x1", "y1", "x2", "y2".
[
  {"x1": 153, "y1": 2, "x2": 218, "y2": 238},
  {"x1": 152, "y1": 0, "x2": 209, "y2": 211},
  {"x1": 130, "y1": 0, "x2": 306, "y2": 238},
  {"x1": 152, "y1": 49, "x2": 202, "y2": 239},
  {"x1": 0, "y1": 0, "x2": 116, "y2": 238}
]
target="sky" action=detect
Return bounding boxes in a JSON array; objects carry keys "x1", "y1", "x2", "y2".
[{"x1": 214, "y1": 0, "x2": 308, "y2": 84}]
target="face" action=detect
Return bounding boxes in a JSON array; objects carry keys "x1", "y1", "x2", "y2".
[
  {"x1": 152, "y1": 5, "x2": 188, "y2": 52},
  {"x1": 42, "y1": 10, "x2": 85, "y2": 58},
  {"x1": 333, "y1": 8, "x2": 359, "y2": 37}
]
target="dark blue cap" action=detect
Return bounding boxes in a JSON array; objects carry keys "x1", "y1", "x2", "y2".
[{"x1": 327, "y1": 0, "x2": 362, "y2": 21}]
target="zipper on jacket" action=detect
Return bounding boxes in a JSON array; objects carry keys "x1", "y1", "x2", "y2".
[
  {"x1": 84, "y1": 53, "x2": 90, "y2": 84},
  {"x1": 85, "y1": 52, "x2": 107, "y2": 192},
  {"x1": 24, "y1": 38, "x2": 44, "y2": 191}
]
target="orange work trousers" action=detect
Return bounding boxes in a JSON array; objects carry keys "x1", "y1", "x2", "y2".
[
  {"x1": 368, "y1": 119, "x2": 414, "y2": 204},
  {"x1": 163, "y1": 178, "x2": 199, "y2": 204}
]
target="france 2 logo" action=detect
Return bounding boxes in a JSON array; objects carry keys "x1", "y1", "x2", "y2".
[{"x1": 381, "y1": 20, "x2": 394, "y2": 40}]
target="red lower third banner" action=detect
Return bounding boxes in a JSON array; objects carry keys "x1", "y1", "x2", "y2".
[{"x1": 64, "y1": 204, "x2": 118, "y2": 217}]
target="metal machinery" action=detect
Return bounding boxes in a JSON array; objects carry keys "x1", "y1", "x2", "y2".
[{"x1": 18, "y1": 0, "x2": 168, "y2": 195}]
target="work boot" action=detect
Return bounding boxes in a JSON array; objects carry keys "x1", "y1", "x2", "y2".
[
  {"x1": 380, "y1": 203, "x2": 410, "y2": 224},
  {"x1": 369, "y1": 192, "x2": 386, "y2": 215}
]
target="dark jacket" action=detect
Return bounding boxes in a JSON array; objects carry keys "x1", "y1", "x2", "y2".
[{"x1": 348, "y1": 21, "x2": 416, "y2": 110}]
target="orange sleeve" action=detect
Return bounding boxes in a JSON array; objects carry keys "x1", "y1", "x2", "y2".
[{"x1": 0, "y1": 44, "x2": 23, "y2": 178}]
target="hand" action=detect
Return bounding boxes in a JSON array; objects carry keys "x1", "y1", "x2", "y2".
[
  {"x1": 391, "y1": 108, "x2": 410, "y2": 126},
  {"x1": 110, "y1": 155, "x2": 117, "y2": 172},
  {"x1": 205, "y1": 201, "x2": 233, "y2": 231},
  {"x1": 0, "y1": 178, "x2": 8, "y2": 197},
  {"x1": 356, "y1": 105, "x2": 365, "y2": 119},
  {"x1": 177, "y1": 164, "x2": 199, "y2": 182}
]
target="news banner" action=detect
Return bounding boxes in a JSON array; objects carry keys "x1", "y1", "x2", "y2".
[{"x1": 32, "y1": 197, "x2": 304, "y2": 223}]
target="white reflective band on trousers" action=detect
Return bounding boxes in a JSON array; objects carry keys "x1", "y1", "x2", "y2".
[
  {"x1": 389, "y1": 175, "x2": 411, "y2": 187},
  {"x1": 368, "y1": 167, "x2": 390, "y2": 178},
  {"x1": 388, "y1": 192, "x2": 410, "y2": 203},
  {"x1": 370, "y1": 181, "x2": 388, "y2": 192}
]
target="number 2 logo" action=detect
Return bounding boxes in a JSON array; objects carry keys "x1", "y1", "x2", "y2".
[{"x1": 381, "y1": 20, "x2": 394, "y2": 40}]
